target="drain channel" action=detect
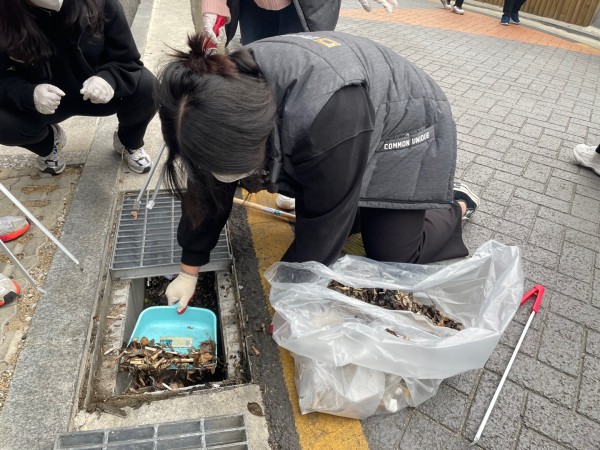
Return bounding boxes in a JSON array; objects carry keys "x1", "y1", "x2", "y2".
[
  {"x1": 55, "y1": 414, "x2": 248, "y2": 449},
  {"x1": 111, "y1": 191, "x2": 230, "y2": 279}
]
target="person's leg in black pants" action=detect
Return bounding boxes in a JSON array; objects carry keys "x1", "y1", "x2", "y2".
[
  {"x1": 359, "y1": 204, "x2": 468, "y2": 264},
  {"x1": 239, "y1": 1, "x2": 303, "y2": 45},
  {"x1": 502, "y1": 0, "x2": 526, "y2": 24},
  {"x1": 0, "y1": 67, "x2": 157, "y2": 170}
]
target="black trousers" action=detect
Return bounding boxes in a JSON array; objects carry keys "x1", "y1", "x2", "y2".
[
  {"x1": 238, "y1": 1, "x2": 304, "y2": 45},
  {"x1": 503, "y1": 0, "x2": 526, "y2": 15},
  {"x1": 350, "y1": 204, "x2": 468, "y2": 264},
  {"x1": 0, "y1": 67, "x2": 157, "y2": 157}
]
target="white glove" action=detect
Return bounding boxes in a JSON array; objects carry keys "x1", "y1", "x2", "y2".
[
  {"x1": 165, "y1": 272, "x2": 198, "y2": 313},
  {"x1": 33, "y1": 84, "x2": 65, "y2": 115},
  {"x1": 203, "y1": 13, "x2": 225, "y2": 46},
  {"x1": 80, "y1": 76, "x2": 114, "y2": 104},
  {"x1": 358, "y1": 0, "x2": 398, "y2": 13}
]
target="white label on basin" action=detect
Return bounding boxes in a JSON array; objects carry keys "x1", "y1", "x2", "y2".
[{"x1": 159, "y1": 336, "x2": 193, "y2": 348}]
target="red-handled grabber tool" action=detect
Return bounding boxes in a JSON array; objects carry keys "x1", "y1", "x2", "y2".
[
  {"x1": 470, "y1": 284, "x2": 545, "y2": 446},
  {"x1": 204, "y1": 15, "x2": 226, "y2": 54}
]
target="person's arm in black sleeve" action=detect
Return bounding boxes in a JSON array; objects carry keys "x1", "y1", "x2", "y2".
[
  {"x1": 95, "y1": 0, "x2": 144, "y2": 97},
  {"x1": 177, "y1": 177, "x2": 238, "y2": 267},
  {"x1": 281, "y1": 84, "x2": 375, "y2": 265}
]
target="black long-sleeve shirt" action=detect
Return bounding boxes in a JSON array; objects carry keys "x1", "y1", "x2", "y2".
[
  {"x1": 178, "y1": 84, "x2": 375, "y2": 267},
  {"x1": 0, "y1": 0, "x2": 144, "y2": 111}
]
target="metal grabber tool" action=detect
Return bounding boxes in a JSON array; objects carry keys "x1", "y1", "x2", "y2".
[
  {"x1": 470, "y1": 284, "x2": 545, "y2": 446},
  {"x1": 0, "y1": 182, "x2": 82, "y2": 293}
]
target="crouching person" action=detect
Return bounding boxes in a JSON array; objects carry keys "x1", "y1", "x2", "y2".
[
  {"x1": 156, "y1": 31, "x2": 480, "y2": 312},
  {"x1": 0, "y1": 0, "x2": 157, "y2": 175}
]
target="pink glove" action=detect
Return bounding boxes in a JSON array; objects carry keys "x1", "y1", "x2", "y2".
[
  {"x1": 33, "y1": 84, "x2": 65, "y2": 115},
  {"x1": 358, "y1": 0, "x2": 398, "y2": 13},
  {"x1": 80, "y1": 76, "x2": 114, "y2": 104}
]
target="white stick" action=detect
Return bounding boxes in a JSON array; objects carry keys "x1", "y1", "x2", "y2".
[
  {"x1": 0, "y1": 183, "x2": 80, "y2": 269},
  {"x1": 233, "y1": 197, "x2": 296, "y2": 221}
]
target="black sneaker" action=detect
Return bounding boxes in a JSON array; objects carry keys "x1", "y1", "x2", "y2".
[{"x1": 453, "y1": 181, "x2": 480, "y2": 220}]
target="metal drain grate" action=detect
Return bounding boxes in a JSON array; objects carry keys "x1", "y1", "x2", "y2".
[
  {"x1": 111, "y1": 191, "x2": 231, "y2": 279},
  {"x1": 54, "y1": 414, "x2": 248, "y2": 449}
]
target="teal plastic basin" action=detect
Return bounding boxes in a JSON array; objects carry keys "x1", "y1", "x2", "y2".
[{"x1": 128, "y1": 305, "x2": 217, "y2": 355}]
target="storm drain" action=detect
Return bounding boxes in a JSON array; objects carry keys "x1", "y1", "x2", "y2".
[
  {"x1": 111, "y1": 191, "x2": 231, "y2": 279},
  {"x1": 54, "y1": 414, "x2": 248, "y2": 449}
]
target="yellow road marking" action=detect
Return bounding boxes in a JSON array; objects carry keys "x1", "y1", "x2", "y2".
[{"x1": 243, "y1": 191, "x2": 370, "y2": 449}]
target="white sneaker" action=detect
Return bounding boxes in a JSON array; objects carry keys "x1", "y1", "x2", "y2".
[
  {"x1": 440, "y1": 0, "x2": 451, "y2": 9},
  {"x1": 113, "y1": 132, "x2": 152, "y2": 174},
  {"x1": 275, "y1": 194, "x2": 295, "y2": 210},
  {"x1": 573, "y1": 144, "x2": 600, "y2": 176},
  {"x1": 452, "y1": 5, "x2": 464, "y2": 14},
  {"x1": 36, "y1": 124, "x2": 66, "y2": 175}
]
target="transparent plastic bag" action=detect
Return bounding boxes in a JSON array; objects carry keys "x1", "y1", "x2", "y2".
[{"x1": 265, "y1": 240, "x2": 523, "y2": 419}]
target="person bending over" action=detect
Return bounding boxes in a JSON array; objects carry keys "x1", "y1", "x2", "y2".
[
  {"x1": 156, "y1": 31, "x2": 480, "y2": 312},
  {"x1": 0, "y1": 0, "x2": 157, "y2": 175}
]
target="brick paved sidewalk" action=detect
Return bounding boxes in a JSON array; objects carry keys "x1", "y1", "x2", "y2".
[{"x1": 335, "y1": 1, "x2": 600, "y2": 449}]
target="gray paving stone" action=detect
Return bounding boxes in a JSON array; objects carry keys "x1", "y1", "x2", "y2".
[
  {"x1": 479, "y1": 199, "x2": 505, "y2": 218},
  {"x1": 471, "y1": 123, "x2": 496, "y2": 140},
  {"x1": 514, "y1": 188, "x2": 571, "y2": 214},
  {"x1": 549, "y1": 289, "x2": 600, "y2": 332},
  {"x1": 486, "y1": 344, "x2": 577, "y2": 408},
  {"x1": 577, "y1": 355, "x2": 600, "y2": 422},
  {"x1": 478, "y1": 155, "x2": 525, "y2": 177},
  {"x1": 524, "y1": 393, "x2": 600, "y2": 450},
  {"x1": 498, "y1": 319, "x2": 540, "y2": 358},
  {"x1": 462, "y1": 163, "x2": 495, "y2": 187},
  {"x1": 503, "y1": 197, "x2": 539, "y2": 228},
  {"x1": 464, "y1": 371, "x2": 525, "y2": 450},
  {"x1": 575, "y1": 183, "x2": 600, "y2": 202},
  {"x1": 502, "y1": 146, "x2": 531, "y2": 166},
  {"x1": 544, "y1": 177, "x2": 575, "y2": 203},
  {"x1": 571, "y1": 194, "x2": 600, "y2": 223},
  {"x1": 558, "y1": 242, "x2": 595, "y2": 283},
  {"x1": 417, "y1": 384, "x2": 468, "y2": 432},
  {"x1": 494, "y1": 171, "x2": 546, "y2": 194},
  {"x1": 523, "y1": 260, "x2": 591, "y2": 303},
  {"x1": 473, "y1": 214, "x2": 530, "y2": 242},
  {"x1": 587, "y1": 331, "x2": 600, "y2": 357},
  {"x1": 516, "y1": 427, "x2": 568, "y2": 450},
  {"x1": 564, "y1": 228, "x2": 600, "y2": 253},
  {"x1": 538, "y1": 206, "x2": 597, "y2": 236},
  {"x1": 363, "y1": 409, "x2": 412, "y2": 450},
  {"x1": 537, "y1": 313, "x2": 584, "y2": 376},
  {"x1": 444, "y1": 369, "x2": 479, "y2": 396},
  {"x1": 399, "y1": 412, "x2": 469, "y2": 450},
  {"x1": 482, "y1": 179, "x2": 515, "y2": 205}
]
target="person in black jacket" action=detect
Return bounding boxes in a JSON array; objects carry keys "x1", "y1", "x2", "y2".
[
  {"x1": 156, "y1": 32, "x2": 480, "y2": 313},
  {"x1": 0, "y1": 0, "x2": 157, "y2": 175}
]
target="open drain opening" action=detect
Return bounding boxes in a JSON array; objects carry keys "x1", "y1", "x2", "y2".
[
  {"x1": 116, "y1": 273, "x2": 228, "y2": 394},
  {"x1": 88, "y1": 191, "x2": 247, "y2": 407}
]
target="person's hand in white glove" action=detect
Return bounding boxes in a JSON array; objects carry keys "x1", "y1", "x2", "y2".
[
  {"x1": 166, "y1": 271, "x2": 198, "y2": 313},
  {"x1": 33, "y1": 84, "x2": 65, "y2": 114},
  {"x1": 358, "y1": 0, "x2": 398, "y2": 13},
  {"x1": 203, "y1": 13, "x2": 226, "y2": 46},
  {"x1": 80, "y1": 76, "x2": 114, "y2": 104}
]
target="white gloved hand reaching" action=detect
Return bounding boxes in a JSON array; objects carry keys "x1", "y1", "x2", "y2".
[
  {"x1": 165, "y1": 272, "x2": 198, "y2": 313},
  {"x1": 80, "y1": 76, "x2": 114, "y2": 104},
  {"x1": 203, "y1": 13, "x2": 226, "y2": 46},
  {"x1": 33, "y1": 84, "x2": 65, "y2": 114},
  {"x1": 358, "y1": 0, "x2": 398, "y2": 13}
]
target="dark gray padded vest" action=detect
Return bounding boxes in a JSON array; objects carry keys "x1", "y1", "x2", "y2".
[{"x1": 248, "y1": 31, "x2": 456, "y2": 210}]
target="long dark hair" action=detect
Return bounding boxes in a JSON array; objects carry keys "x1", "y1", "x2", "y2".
[
  {"x1": 157, "y1": 33, "x2": 277, "y2": 224},
  {"x1": 0, "y1": 0, "x2": 104, "y2": 63}
]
